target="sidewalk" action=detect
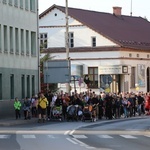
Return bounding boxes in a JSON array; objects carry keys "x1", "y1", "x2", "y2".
[{"x1": 0, "y1": 118, "x2": 38, "y2": 127}]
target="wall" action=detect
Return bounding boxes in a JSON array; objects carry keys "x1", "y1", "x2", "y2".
[{"x1": 0, "y1": 99, "x2": 24, "y2": 119}]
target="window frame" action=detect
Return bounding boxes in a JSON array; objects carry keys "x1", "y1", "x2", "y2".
[{"x1": 88, "y1": 67, "x2": 98, "y2": 88}]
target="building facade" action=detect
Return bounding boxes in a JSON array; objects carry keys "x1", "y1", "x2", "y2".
[
  {"x1": 39, "y1": 5, "x2": 150, "y2": 94},
  {"x1": 0, "y1": 0, "x2": 39, "y2": 100}
]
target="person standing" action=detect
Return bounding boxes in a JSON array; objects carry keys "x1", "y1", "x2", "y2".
[
  {"x1": 45, "y1": 91, "x2": 53, "y2": 120},
  {"x1": 23, "y1": 97, "x2": 31, "y2": 120},
  {"x1": 38, "y1": 93, "x2": 48, "y2": 123},
  {"x1": 14, "y1": 97, "x2": 22, "y2": 119}
]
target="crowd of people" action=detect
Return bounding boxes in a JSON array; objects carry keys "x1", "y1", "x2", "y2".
[{"x1": 14, "y1": 90, "x2": 150, "y2": 123}]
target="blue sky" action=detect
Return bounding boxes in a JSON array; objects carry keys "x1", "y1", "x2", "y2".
[{"x1": 39, "y1": 0, "x2": 150, "y2": 20}]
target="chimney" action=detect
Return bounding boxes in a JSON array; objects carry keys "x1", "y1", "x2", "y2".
[{"x1": 113, "y1": 7, "x2": 122, "y2": 16}]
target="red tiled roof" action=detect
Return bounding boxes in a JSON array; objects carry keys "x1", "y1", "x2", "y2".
[{"x1": 39, "y1": 4, "x2": 150, "y2": 51}]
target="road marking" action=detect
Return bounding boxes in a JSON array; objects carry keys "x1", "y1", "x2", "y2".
[
  {"x1": 86, "y1": 146, "x2": 96, "y2": 149},
  {"x1": 47, "y1": 135, "x2": 56, "y2": 139},
  {"x1": 0, "y1": 135, "x2": 10, "y2": 139},
  {"x1": 144, "y1": 135, "x2": 150, "y2": 138},
  {"x1": 64, "y1": 130, "x2": 70, "y2": 135},
  {"x1": 72, "y1": 135, "x2": 88, "y2": 138},
  {"x1": 22, "y1": 135, "x2": 36, "y2": 139},
  {"x1": 120, "y1": 135, "x2": 137, "y2": 139},
  {"x1": 66, "y1": 138, "x2": 78, "y2": 144},
  {"x1": 69, "y1": 130, "x2": 75, "y2": 135},
  {"x1": 72, "y1": 138, "x2": 88, "y2": 146},
  {"x1": 98, "y1": 135, "x2": 113, "y2": 138}
]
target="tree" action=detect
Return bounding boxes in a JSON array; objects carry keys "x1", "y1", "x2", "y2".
[{"x1": 40, "y1": 47, "x2": 58, "y2": 94}]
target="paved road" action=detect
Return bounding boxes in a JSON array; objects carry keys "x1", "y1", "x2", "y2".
[
  {"x1": 0, "y1": 116, "x2": 150, "y2": 150},
  {"x1": 70, "y1": 117, "x2": 150, "y2": 150}
]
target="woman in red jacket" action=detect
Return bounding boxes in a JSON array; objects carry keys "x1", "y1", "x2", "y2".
[{"x1": 145, "y1": 92, "x2": 150, "y2": 115}]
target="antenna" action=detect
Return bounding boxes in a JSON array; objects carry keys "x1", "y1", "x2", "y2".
[{"x1": 130, "y1": 0, "x2": 132, "y2": 16}]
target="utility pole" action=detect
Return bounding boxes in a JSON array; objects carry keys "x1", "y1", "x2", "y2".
[
  {"x1": 65, "y1": 0, "x2": 70, "y2": 94},
  {"x1": 66, "y1": 0, "x2": 69, "y2": 60},
  {"x1": 130, "y1": 0, "x2": 132, "y2": 16}
]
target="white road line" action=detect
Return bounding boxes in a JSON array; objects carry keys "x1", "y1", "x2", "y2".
[
  {"x1": 120, "y1": 135, "x2": 137, "y2": 139},
  {"x1": 0, "y1": 135, "x2": 10, "y2": 139},
  {"x1": 144, "y1": 135, "x2": 150, "y2": 138},
  {"x1": 98, "y1": 135, "x2": 113, "y2": 139},
  {"x1": 66, "y1": 138, "x2": 78, "y2": 144},
  {"x1": 22, "y1": 135, "x2": 36, "y2": 139},
  {"x1": 86, "y1": 146, "x2": 96, "y2": 149},
  {"x1": 64, "y1": 130, "x2": 70, "y2": 135},
  {"x1": 72, "y1": 138, "x2": 88, "y2": 146},
  {"x1": 47, "y1": 135, "x2": 55, "y2": 139},
  {"x1": 69, "y1": 130, "x2": 75, "y2": 135},
  {"x1": 72, "y1": 135, "x2": 88, "y2": 138}
]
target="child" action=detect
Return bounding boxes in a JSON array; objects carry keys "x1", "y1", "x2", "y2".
[{"x1": 14, "y1": 97, "x2": 22, "y2": 119}]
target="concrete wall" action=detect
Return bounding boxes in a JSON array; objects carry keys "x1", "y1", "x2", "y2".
[{"x1": 0, "y1": 99, "x2": 24, "y2": 119}]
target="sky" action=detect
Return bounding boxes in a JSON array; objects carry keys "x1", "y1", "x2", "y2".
[{"x1": 39, "y1": 0, "x2": 150, "y2": 20}]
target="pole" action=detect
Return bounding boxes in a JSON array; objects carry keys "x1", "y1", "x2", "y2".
[
  {"x1": 65, "y1": 0, "x2": 70, "y2": 94},
  {"x1": 130, "y1": 0, "x2": 132, "y2": 16},
  {"x1": 66, "y1": 0, "x2": 69, "y2": 60},
  {"x1": 37, "y1": 0, "x2": 41, "y2": 93}
]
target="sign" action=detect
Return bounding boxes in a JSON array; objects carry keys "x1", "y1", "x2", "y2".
[
  {"x1": 137, "y1": 64, "x2": 145, "y2": 87},
  {"x1": 43, "y1": 60, "x2": 71, "y2": 83},
  {"x1": 99, "y1": 65, "x2": 128, "y2": 74}
]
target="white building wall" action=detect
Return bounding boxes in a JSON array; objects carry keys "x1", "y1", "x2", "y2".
[{"x1": 39, "y1": 8, "x2": 117, "y2": 48}]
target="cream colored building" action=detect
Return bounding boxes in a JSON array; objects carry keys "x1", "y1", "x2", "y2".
[{"x1": 39, "y1": 5, "x2": 150, "y2": 94}]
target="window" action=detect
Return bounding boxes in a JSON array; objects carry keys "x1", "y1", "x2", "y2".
[
  {"x1": 129, "y1": 53, "x2": 132, "y2": 57},
  {"x1": 26, "y1": 30, "x2": 29, "y2": 55},
  {"x1": 21, "y1": 29, "x2": 24, "y2": 54},
  {"x1": 40, "y1": 33, "x2": 47, "y2": 49},
  {"x1": 15, "y1": 28, "x2": 19, "y2": 54},
  {"x1": 21, "y1": 75, "x2": 25, "y2": 99},
  {"x1": 31, "y1": 31, "x2": 36, "y2": 56},
  {"x1": 3, "y1": 0, "x2": 7, "y2": 4},
  {"x1": 91, "y1": 37, "x2": 96, "y2": 47},
  {"x1": 20, "y1": 0, "x2": 23, "y2": 8},
  {"x1": 14, "y1": 0, "x2": 18, "y2": 7},
  {"x1": 30, "y1": 0, "x2": 35, "y2": 12},
  {"x1": 4, "y1": 25, "x2": 8, "y2": 52},
  {"x1": 131, "y1": 67, "x2": 135, "y2": 88},
  {"x1": 88, "y1": 67, "x2": 98, "y2": 88},
  {"x1": 10, "y1": 26, "x2": 13, "y2": 53},
  {"x1": 0, "y1": 74, "x2": 2, "y2": 100},
  {"x1": 27, "y1": 75, "x2": 30, "y2": 98},
  {"x1": 32, "y1": 75, "x2": 35, "y2": 95},
  {"x1": 25, "y1": 0, "x2": 28, "y2": 10},
  {"x1": 69, "y1": 32, "x2": 74, "y2": 48},
  {"x1": 0, "y1": 25, "x2": 1, "y2": 52},
  {"x1": 10, "y1": 74, "x2": 14, "y2": 99},
  {"x1": 9, "y1": 0, "x2": 13, "y2": 5},
  {"x1": 137, "y1": 54, "x2": 139, "y2": 57},
  {"x1": 147, "y1": 54, "x2": 149, "y2": 58}
]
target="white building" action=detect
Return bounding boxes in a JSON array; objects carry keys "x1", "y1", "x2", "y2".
[
  {"x1": 0, "y1": 0, "x2": 39, "y2": 100},
  {"x1": 39, "y1": 4, "x2": 150, "y2": 94}
]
